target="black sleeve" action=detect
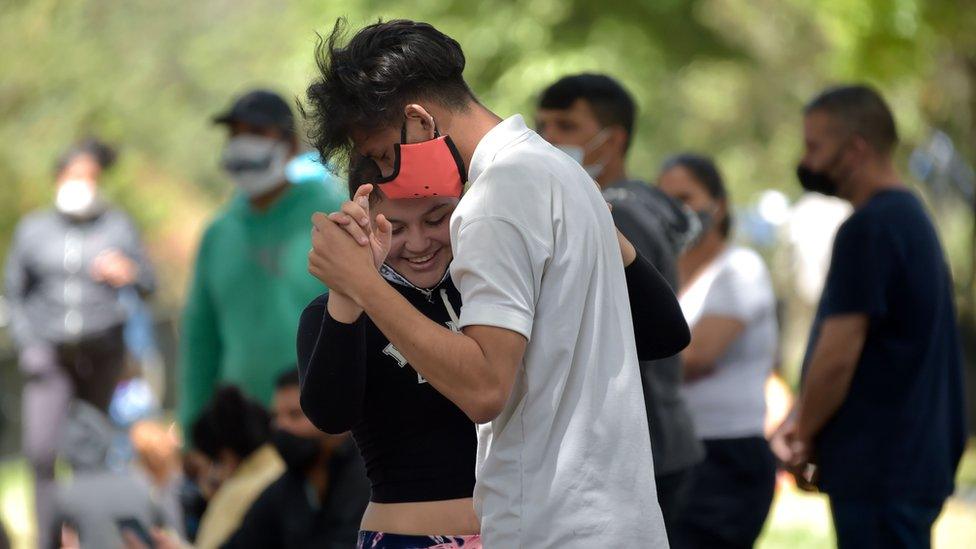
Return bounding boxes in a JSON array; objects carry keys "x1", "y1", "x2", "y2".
[
  {"x1": 296, "y1": 293, "x2": 368, "y2": 434},
  {"x1": 625, "y1": 253, "x2": 691, "y2": 361},
  {"x1": 219, "y1": 485, "x2": 278, "y2": 549}
]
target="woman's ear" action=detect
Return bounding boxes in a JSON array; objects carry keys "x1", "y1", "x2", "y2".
[{"x1": 404, "y1": 104, "x2": 437, "y2": 143}]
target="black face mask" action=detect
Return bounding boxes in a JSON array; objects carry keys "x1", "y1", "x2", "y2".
[
  {"x1": 796, "y1": 165, "x2": 839, "y2": 196},
  {"x1": 271, "y1": 429, "x2": 322, "y2": 472},
  {"x1": 796, "y1": 142, "x2": 850, "y2": 196}
]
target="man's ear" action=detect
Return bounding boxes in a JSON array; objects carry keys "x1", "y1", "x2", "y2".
[
  {"x1": 608, "y1": 125, "x2": 629, "y2": 155},
  {"x1": 404, "y1": 104, "x2": 437, "y2": 143},
  {"x1": 851, "y1": 134, "x2": 875, "y2": 160}
]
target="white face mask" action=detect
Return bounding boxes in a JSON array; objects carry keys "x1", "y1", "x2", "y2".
[
  {"x1": 221, "y1": 135, "x2": 290, "y2": 198},
  {"x1": 55, "y1": 178, "x2": 104, "y2": 218},
  {"x1": 555, "y1": 129, "x2": 611, "y2": 179}
]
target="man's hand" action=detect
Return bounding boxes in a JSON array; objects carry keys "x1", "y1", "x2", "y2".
[
  {"x1": 770, "y1": 415, "x2": 804, "y2": 466},
  {"x1": 90, "y1": 249, "x2": 138, "y2": 287},
  {"x1": 308, "y1": 211, "x2": 384, "y2": 303},
  {"x1": 770, "y1": 414, "x2": 818, "y2": 492}
]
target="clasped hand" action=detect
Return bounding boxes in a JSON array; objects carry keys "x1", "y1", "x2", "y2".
[{"x1": 308, "y1": 184, "x2": 392, "y2": 303}]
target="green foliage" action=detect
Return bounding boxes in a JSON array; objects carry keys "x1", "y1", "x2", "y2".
[{"x1": 0, "y1": 0, "x2": 973, "y2": 309}]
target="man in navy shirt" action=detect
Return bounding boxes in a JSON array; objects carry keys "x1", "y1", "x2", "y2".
[{"x1": 772, "y1": 85, "x2": 967, "y2": 549}]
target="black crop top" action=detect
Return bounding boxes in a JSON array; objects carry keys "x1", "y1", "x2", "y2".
[{"x1": 296, "y1": 253, "x2": 688, "y2": 503}]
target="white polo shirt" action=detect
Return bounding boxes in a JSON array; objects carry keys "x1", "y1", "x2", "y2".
[{"x1": 450, "y1": 115, "x2": 667, "y2": 548}]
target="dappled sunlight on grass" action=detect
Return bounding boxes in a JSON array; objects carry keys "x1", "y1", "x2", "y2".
[
  {"x1": 758, "y1": 446, "x2": 976, "y2": 549},
  {"x1": 0, "y1": 459, "x2": 33, "y2": 549}
]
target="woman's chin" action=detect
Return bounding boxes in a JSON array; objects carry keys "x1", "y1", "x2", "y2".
[{"x1": 391, "y1": 254, "x2": 451, "y2": 289}]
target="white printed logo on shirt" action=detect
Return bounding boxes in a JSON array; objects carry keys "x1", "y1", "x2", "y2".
[{"x1": 382, "y1": 320, "x2": 459, "y2": 384}]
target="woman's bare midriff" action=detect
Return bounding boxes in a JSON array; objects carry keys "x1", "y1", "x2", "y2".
[{"x1": 360, "y1": 498, "x2": 481, "y2": 536}]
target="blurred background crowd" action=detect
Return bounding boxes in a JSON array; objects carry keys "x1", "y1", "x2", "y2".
[{"x1": 0, "y1": 1, "x2": 974, "y2": 548}]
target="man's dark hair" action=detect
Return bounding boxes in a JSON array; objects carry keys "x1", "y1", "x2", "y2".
[
  {"x1": 191, "y1": 386, "x2": 271, "y2": 461},
  {"x1": 54, "y1": 137, "x2": 117, "y2": 176},
  {"x1": 346, "y1": 155, "x2": 385, "y2": 204},
  {"x1": 538, "y1": 74, "x2": 636, "y2": 151},
  {"x1": 275, "y1": 367, "x2": 300, "y2": 390},
  {"x1": 804, "y1": 85, "x2": 898, "y2": 156},
  {"x1": 660, "y1": 153, "x2": 732, "y2": 238},
  {"x1": 303, "y1": 18, "x2": 475, "y2": 168}
]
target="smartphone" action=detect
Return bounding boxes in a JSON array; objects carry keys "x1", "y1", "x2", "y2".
[{"x1": 116, "y1": 517, "x2": 155, "y2": 549}]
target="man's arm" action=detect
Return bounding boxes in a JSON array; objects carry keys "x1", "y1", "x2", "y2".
[
  {"x1": 795, "y1": 313, "x2": 868, "y2": 448},
  {"x1": 308, "y1": 213, "x2": 529, "y2": 424},
  {"x1": 355, "y1": 275, "x2": 525, "y2": 424}
]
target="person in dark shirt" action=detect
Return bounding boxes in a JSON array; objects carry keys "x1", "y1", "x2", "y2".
[
  {"x1": 535, "y1": 73, "x2": 704, "y2": 542},
  {"x1": 298, "y1": 156, "x2": 689, "y2": 548},
  {"x1": 222, "y1": 369, "x2": 370, "y2": 549},
  {"x1": 772, "y1": 85, "x2": 967, "y2": 549}
]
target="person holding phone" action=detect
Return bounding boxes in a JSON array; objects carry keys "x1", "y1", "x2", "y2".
[{"x1": 53, "y1": 402, "x2": 173, "y2": 549}]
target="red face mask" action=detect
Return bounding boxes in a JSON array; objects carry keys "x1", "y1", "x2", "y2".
[{"x1": 370, "y1": 125, "x2": 467, "y2": 199}]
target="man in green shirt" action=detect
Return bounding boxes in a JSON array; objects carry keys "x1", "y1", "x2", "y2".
[{"x1": 179, "y1": 90, "x2": 344, "y2": 432}]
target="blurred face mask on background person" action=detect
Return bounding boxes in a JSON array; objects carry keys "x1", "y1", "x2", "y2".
[
  {"x1": 271, "y1": 428, "x2": 322, "y2": 472},
  {"x1": 795, "y1": 141, "x2": 852, "y2": 197},
  {"x1": 221, "y1": 134, "x2": 290, "y2": 197},
  {"x1": 55, "y1": 178, "x2": 105, "y2": 218},
  {"x1": 797, "y1": 111, "x2": 858, "y2": 197},
  {"x1": 555, "y1": 128, "x2": 611, "y2": 179}
]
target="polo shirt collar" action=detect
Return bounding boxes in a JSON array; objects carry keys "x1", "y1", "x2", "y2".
[{"x1": 468, "y1": 114, "x2": 533, "y2": 184}]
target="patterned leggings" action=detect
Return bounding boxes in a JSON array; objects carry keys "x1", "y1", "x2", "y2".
[{"x1": 357, "y1": 531, "x2": 482, "y2": 549}]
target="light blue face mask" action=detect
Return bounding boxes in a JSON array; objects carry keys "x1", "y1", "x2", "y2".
[
  {"x1": 285, "y1": 151, "x2": 351, "y2": 206},
  {"x1": 285, "y1": 151, "x2": 328, "y2": 185},
  {"x1": 555, "y1": 129, "x2": 611, "y2": 178}
]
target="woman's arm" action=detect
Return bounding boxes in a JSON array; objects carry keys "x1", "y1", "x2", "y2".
[
  {"x1": 623, "y1": 252, "x2": 691, "y2": 361},
  {"x1": 296, "y1": 293, "x2": 368, "y2": 434},
  {"x1": 682, "y1": 316, "x2": 746, "y2": 380}
]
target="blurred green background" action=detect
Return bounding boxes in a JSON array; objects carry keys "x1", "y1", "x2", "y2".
[
  {"x1": 1, "y1": 0, "x2": 974, "y2": 547},
  {"x1": 1, "y1": 0, "x2": 973, "y2": 310}
]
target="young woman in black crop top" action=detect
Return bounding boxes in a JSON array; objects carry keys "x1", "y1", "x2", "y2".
[{"x1": 297, "y1": 159, "x2": 690, "y2": 548}]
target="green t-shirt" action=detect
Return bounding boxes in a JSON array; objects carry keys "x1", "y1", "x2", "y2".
[{"x1": 178, "y1": 181, "x2": 344, "y2": 432}]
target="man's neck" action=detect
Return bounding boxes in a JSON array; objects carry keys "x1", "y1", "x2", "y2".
[
  {"x1": 845, "y1": 158, "x2": 903, "y2": 209},
  {"x1": 440, "y1": 104, "x2": 504, "y2": 177},
  {"x1": 596, "y1": 160, "x2": 627, "y2": 190},
  {"x1": 248, "y1": 180, "x2": 291, "y2": 212}
]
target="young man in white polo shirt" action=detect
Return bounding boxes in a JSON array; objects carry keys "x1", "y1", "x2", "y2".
[{"x1": 302, "y1": 19, "x2": 670, "y2": 547}]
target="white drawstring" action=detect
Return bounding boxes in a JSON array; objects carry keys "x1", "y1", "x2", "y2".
[{"x1": 440, "y1": 289, "x2": 461, "y2": 328}]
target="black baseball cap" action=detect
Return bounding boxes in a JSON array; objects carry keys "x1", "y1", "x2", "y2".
[{"x1": 213, "y1": 89, "x2": 295, "y2": 134}]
